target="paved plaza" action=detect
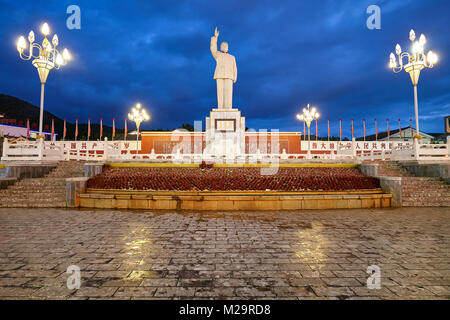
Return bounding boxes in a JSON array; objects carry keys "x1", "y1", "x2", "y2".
[{"x1": 0, "y1": 207, "x2": 448, "y2": 300}]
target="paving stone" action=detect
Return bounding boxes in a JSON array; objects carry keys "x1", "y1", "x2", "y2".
[
  {"x1": 0, "y1": 207, "x2": 448, "y2": 299},
  {"x1": 321, "y1": 278, "x2": 361, "y2": 287},
  {"x1": 114, "y1": 287, "x2": 157, "y2": 297},
  {"x1": 74, "y1": 287, "x2": 118, "y2": 297}
]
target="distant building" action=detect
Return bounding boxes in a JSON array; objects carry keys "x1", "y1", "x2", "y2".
[
  {"x1": 445, "y1": 116, "x2": 450, "y2": 138},
  {"x1": 357, "y1": 126, "x2": 440, "y2": 144}
]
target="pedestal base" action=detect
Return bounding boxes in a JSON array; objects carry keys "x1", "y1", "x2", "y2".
[{"x1": 205, "y1": 108, "x2": 245, "y2": 158}]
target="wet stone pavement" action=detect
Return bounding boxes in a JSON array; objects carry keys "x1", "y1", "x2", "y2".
[{"x1": 0, "y1": 207, "x2": 448, "y2": 300}]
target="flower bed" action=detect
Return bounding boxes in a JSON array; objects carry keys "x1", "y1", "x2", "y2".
[{"x1": 87, "y1": 167, "x2": 380, "y2": 191}]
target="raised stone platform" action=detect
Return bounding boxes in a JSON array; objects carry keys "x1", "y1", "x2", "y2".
[{"x1": 79, "y1": 189, "x2": 391, "y2": 210}]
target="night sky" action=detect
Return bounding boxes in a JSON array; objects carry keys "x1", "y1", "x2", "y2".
[{"x1": 1, "y1": 0, "x2": 449, "y2": 137}]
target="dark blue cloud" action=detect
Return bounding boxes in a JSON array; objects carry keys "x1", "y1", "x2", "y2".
[{"x1": 1, "y1": 0, "x2": 449, "y2": 137}]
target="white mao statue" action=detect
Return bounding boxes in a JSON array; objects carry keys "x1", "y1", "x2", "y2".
[{"x1": 210, "y1": 27, "x2": 237, "y2": 110}]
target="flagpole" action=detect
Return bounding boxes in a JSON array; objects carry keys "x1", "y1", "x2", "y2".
[
  {"x1": 75, "y1": 119, "x2": 78, "y2": 141},
  {"x1": 303, "y1": 121, "x2": 306, "y2": 141},
  {"x1": 363, "y1": 119, "x2": 366, "y2": 142},
  {"x1": 100, "y1": 118, "x2": 103, "y2": 140},
  {"x1": 315, "y1": 119, "x2": 318, "y2": 141},
  {"x1": 375, "y1": 118, "x2": 378, "y2": 141},
  {"x1": 124, "y1": 118, "x2": 128, "y2": 141},
  {"x1": 351, "y1": 118, "x2": 354, "y2": 140},
  {"x1": 51, "y1": 118, "x2": 55, "y2": 141},
  {"x1": 327, "y1": 118, "x2": 330, "y2": 141},
  {"x1": 387, "y1": 119, "x2": 390, "y2": 141},
  {"x1": 87, "y1": 118, "x2": 90, "y2": 141},
  {"x1": 112, "y1": 118, "x2": 115, "y2": 141}
]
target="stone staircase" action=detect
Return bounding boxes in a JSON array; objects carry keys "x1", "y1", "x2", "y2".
[
  {"x1": 378, "y1": 161, "x2": 450, "y2": 207},
  {"x1": 0, "y1": 161, "x2": 85, "y2": 208}
]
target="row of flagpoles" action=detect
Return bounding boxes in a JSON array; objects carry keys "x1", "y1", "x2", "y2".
[
  {"x1": 304, "y1": 118, "x2": 416, "y2": 141},
  {"x1": 24, "y1": 117, "x2": 417, "y2": 141},
  {"x1": 25, "y1": 118, "x2": 133, "y2": 141}
]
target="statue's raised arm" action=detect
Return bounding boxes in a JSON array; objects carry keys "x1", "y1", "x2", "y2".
[{"x1": 210, "y1": 27, "x2": 219, "y2": 60}]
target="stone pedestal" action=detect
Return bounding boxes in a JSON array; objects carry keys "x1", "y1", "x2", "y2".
[{"x1": 205, "y1": 109, "x2": 245, "y2": 158}]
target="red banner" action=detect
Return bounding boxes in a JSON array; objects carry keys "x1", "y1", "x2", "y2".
[
  {"x1": 124, "y1": 118, "x2": 127, "y2": 138},
  {"x1": 51, "y1": 118, "x2": 55, "y2": 139},
  {"x1": 351, "y1": 118, "x2": 354, "y2": 138},
  {"x1": 88, "y1": 119, "x2": 91, "y2": 138},
  {"x1": 26, "y1": 118, "x2": 30, "y2": 137},
  {"x1": 75, "y1": 119, "x2": 78, "y2": 139},
  {"x1": 63, "y1": 119, "x2": 66, "y2": 139},
  {"x1": 112, "y1": 118, "x2": 115, "y2": 139},
  {"x1": 100, "y1": 118, "x2": 103, "y2": 138},
  {"x1": 339, "y1": 119, "x2": 342, "y2": 141}
]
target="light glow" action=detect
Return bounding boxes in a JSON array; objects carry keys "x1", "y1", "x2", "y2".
[
  {"x1": 389, "y1": 52, "x2": 396, "y2": 68},
  {"x1": 297, "y1": 104, "x2": 320, "y2": 127},
  {"x1": 63, "y1": 48, "x2": 71, "y2": 60},
  {"x1": 17, "y1": 36, "x2": 26, "y2": 52},
  {"x1": 128, "y1": 103, "x2": 150, "y2": 125},
  {"x1": 41, "y1": 23, "x2": 50, "y2": 36},
  {"x1": 28, "y1": 31, "x2": 35, "y2": 43},
  {"x1": 409, "y1": 29, "x2": 416, "y2": 41},
  {"x1": 56, "y1": 53, "x2": 64, "y2": 66},
  {"x1": 412, "y1": 41, "x2": 422, "y2": 54},
  {"x1": 52, "y1": 34, "x2": 59, "y2": 47},
  {"x1": 419, "y1": 34, "x2": 426, "y2": 46},
  {"x1": 427, "y1": 50, "x2": 438, "y2": 64}
]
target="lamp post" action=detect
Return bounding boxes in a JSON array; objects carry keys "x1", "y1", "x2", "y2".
[
  {"x1": 16, "y1": 23, "x2": 71, "y2": 139},
  {"x1": 389, "y1": 29, "x2": 437, "y2": 141},
  {"x1": 128, "y1": 103, "x2": 150, "y2": 156},
  {"x1": 297, "y1": 104, "x2": 319, "y2": 160}
]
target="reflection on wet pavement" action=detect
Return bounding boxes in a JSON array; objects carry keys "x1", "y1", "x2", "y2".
[{"x1": 0, "y1": 207, "x2": 448, "y2": 299}]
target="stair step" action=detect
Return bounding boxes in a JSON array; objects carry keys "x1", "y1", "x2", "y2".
[
  {"x1": 0, "y1": 160, "x2": 86, "y2": 208},
  {"x1": 377, "y1": 161, "x2": 450, "y2": 207}
]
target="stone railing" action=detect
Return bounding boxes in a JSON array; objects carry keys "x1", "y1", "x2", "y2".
[
  {"x1": 1, "y1": 138, "x2": 448, "y2": 163},
  {"x1": 391, "y1": 139, "x2": 449, "y2": 161}
]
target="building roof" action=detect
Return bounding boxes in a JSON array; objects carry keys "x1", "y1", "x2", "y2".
[{"x1": 356, "y1": 126, "x2": 438, "y2": 141}]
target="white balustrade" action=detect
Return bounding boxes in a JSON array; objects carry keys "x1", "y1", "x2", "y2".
[{"x1": 1, "y1": 139, "x2": 448, "y2": 162}]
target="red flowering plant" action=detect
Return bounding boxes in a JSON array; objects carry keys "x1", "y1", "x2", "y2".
[
  {"x1": 87, "y1": 167, "x2": 380, "y2": 192},
  {"x1": 199, "y1": 161, "x2": 214, "y2": 170}
]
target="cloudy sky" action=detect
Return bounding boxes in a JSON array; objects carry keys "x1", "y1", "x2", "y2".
[{"x1": 1, "y1": 0, "x2": 449, "y2": 137}]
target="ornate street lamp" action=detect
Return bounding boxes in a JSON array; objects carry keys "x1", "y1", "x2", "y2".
[
  {"x1": 389, "y1": 29, "x2": 438, "y2": 140},
  {"x1": 297, "y1": 104, "x2": 319, "y2": 160},
  {"x1": 128, "y1": 103, "x2": 150, "y2": 156},
  {"x1": 16, "y1": 22, "x2": 71, "y2": 139}
]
